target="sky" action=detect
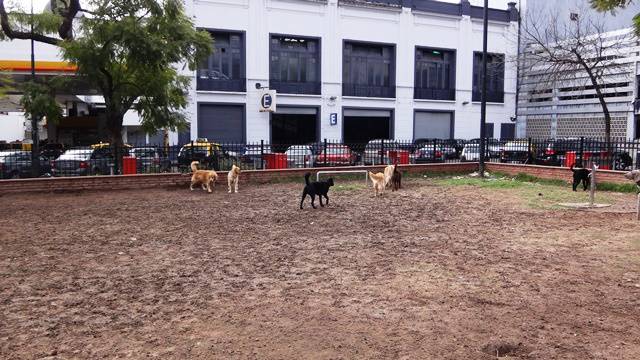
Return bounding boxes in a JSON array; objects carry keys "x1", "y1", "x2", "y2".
[{"x1": 8, "y1": 0, "x2": 640, "y2": 32}]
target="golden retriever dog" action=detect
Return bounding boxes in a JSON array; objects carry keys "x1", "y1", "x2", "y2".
[
  {"x1": 190, "y1": 161, "x2": 218, "y2": 193},
  {"x1": 227, "y1": 164, "x2": 241, "y2": 193},
  {"x1": 383, "y1": 164, "x2": 395, "y2": 188},
  {"x1": 368, "y1": 171, "x2": 386, "y2": 197}
]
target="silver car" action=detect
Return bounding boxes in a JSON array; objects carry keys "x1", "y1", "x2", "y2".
[
  {"x1": 285, "y1": 145, "x2": 314, "y2": 168},
  {"x1": 362, "y1": 139, "x2": 400, "y2": 165}
]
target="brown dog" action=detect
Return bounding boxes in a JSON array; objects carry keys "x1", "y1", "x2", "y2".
[
  {"x1": 368, "y1": 171, "x2": 386, "y2": 197},
  {"x1": 227, "y1": 164, "x2": 241, "y2": 193},
  {"x1": 391, "y1": 164, "x2": 402, "y2": 191},
  {"x1": 190, "y1": 161, "x2": 218, "y2": 193}
]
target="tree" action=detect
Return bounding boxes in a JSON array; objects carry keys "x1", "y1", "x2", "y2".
[
  {"x1": 590, "y1": 0, "x2": 640, "y2": 34},
  {"x1": 0, "y1": 0, "x2": 211, "y2": 168},
  {"x1": 20, "y1": 80, "x2": 63, "y2": 127},
  {"x1": 0, "y1": 74, "x2": 12, "y2": 98},
  {"x1": 521, "y1": 8, "x2": 631, "y2": 145}
]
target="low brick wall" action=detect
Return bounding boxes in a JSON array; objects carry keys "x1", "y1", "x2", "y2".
[
  {"x1": 486, "y1": 163, "x2": 629, "y2": 184},
  {"x1": 0, "y1": 162, "x2": 478, "y2": 194}
]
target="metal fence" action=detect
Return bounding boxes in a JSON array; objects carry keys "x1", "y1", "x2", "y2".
[{"x1": 1, "y1": 137, "x2": 639, "y2": 179}]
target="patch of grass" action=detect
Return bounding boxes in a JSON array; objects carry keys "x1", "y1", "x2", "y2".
[
  {"x1": 596, "y1": 182, "x2": 638, "y2": 193},
  {"x1": 333, "y1": 183, "x2": 367, "y2": 192}
]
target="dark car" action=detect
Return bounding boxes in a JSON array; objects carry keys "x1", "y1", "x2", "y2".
[
  {"x1": 40, "y1": 143, "x2": 65, "y2": 160},
  {"x1": 130, "y1": 147, "x2": 172, "y2": 173},
  {"x1": 535, "y1": 138, "x2": 632, "y2": 170},
  {"x1": 413, "y1": 145, "x2": 445, "y2": 164},
  {"x1": 177, "y1": 140, "x2": 223, "y2": 171},
  {"x1": 0, "y1": 150, "x2": 52, "y2": 179}
]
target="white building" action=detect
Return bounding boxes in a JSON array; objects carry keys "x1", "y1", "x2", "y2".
[
  {"x1": 1, "y1": 0, "x2": 520, "y2": 145},
  {"x1": 518, "y1": 28, "x2": 638, "y2": 139}
]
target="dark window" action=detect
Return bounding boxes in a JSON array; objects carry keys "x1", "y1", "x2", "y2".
[
  {"x1": 197, "y1": 31, "x2": 245, "y2": 92},
  {"x1": 484, "y1": 123, "x2": 495, "y2": 138},
  {"x1": 414, "y1": 48, "x2": 456, "y2": 100},
  {"x1": 343, "y1": 42, "x2": 395, "y2": 98},
  {"x1": 472, "y1": 52, "x2": 504, "y2": 103},
  {"x1": 269, "y1": 35, "x2": 321, "y2": 95}
]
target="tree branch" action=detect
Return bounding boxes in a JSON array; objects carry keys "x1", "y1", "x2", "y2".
[{"x1": 0, "y1": 0, "x2": 61, "y2": 45}]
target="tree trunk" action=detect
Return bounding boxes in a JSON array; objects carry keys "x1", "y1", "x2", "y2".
[
  {"x1": 107, "y1": 113, "x2": 125, "y2": 174},
  {"x1": 583, "y1": 65, "x2": 611, "y2": 145}
]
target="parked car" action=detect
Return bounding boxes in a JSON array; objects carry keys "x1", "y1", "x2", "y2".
[
  {"x1": 413, "y1": 145, "x2": 445, "y2": 163},
  {"x1": 40, "y1": 143, "x2": 65, "y2": 160},
  {"x1": 362, "y1": 139, "x2": 400, "y2": 165},
  {"x1": 0, "y1": 150, "x2": 52, "y2": 179},
  {"x1": 130, "y1": 147, "x2": 171, "y2": 173},
  {"x1": 460, "y1": 144, "x2": 481, "y2": 162},
  {"x1": 414, "y1": 138, "x2": 463, "y2": 158},
  {"x1": 240, "y1": 144, "x2": 272, "y2": 169},
  {"x1": 177, "y1": 139, "x2": 224, "y2": 171},
  {"x1": 51, "y1": 147, "x2": 114, "y2": 176},
  {"x1": 315, "y1": 145, "x2": 357, "y2": 166},
  {"x1": 500, "y1": 140, "x2": 532, "y2": 163},
  {"x1": 285, "y1": 145, "x2": 315, "y2": 168}
]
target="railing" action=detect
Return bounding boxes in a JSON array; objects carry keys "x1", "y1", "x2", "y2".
[
  {"x1": 196, "y1": 75, "x2": 246, "y2": 92},
  {"x1": 2, "y1": 138, "x2": 639, "y2": 179},
  {"x1": 414, "y1": 87, "x2": 456, "y2": 101},
  {"x1": 342, "y1": 83, "x2": 396, "y2": 98},
  {"x1": 269, "y1": 80, "x2": 321, "y2": 95}
]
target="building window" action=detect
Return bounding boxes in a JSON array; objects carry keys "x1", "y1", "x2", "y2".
[
  {"x1": 414, "y1": 48, "x2": 456, "y2": 100},
  {"x1": 472, "y1": 52, "x2": 504, "y2": 103},
  {"x1": 343, "y1": 41, "x2": 395, "y2": 98},
  {"x1": 197, "y1": 31, "x2": 245, "y2": 92},
  {"x1": 269, "y1": 35, "x2": 321, "y2": 95}
]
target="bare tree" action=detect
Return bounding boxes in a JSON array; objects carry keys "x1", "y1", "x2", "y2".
[{"x1": 521, "y1": 6, "x2": 633, "y2": 145}]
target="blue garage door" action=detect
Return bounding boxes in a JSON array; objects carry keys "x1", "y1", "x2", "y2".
[{"x1": 198, "y1": 104, "x2": 244, "y2": 143}]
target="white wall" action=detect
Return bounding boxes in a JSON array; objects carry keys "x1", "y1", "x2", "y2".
[
  {"x1": 0, "y1": 113, "x2": 25, "y2": 142},
  {"x1": 189, "y1": 0, "x2": 519, "y2": 141}
]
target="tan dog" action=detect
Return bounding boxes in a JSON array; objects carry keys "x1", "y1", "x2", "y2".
[
  {"x1": 227, "y1": 164, "x2": 241, "y2": 193},
  {"x1": 383, "y1": 164, "x2": 395, "y2": 188},
  {"x1": 190, "y1": 161, "x2": 218, "y2": 193},
  {"x1": 368, "y1": 171, "x2": 386, "y2": 197}
]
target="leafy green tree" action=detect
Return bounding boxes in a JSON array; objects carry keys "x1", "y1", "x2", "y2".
[
  {"x1": 591, "y1": 0, "x2": 640, "y2": 33},
  {"x1": 0, "y1": 0, "x2": 211, "y2": 163},
  {"x1": 20, "y1": 80, "x2": 63, "y2": 125}
]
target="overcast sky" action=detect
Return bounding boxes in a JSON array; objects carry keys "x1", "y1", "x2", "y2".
[{"x1": 9, "y1": 0, "x2": 640, "y2": 32}]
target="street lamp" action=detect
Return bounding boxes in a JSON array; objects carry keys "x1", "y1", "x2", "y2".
[
  {"x1": 30, "y1": 0, "x2": 40, "y2": 177},
  {"x1": 478, "y1": 0, "x2": 489, "y2": 176}
]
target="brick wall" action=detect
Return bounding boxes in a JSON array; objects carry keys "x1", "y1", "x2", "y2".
[
  {"x1": 486, "y1": 163, "x2": 629, "y2": 184},
  {"x1": 0, "y1": 163, "x2": 478, "y2": 194}
]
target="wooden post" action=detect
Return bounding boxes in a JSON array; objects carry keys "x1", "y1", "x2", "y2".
[
  {"x1": 589, "y1": 162, "x2": 597, "y2": 207},
  {"x1": 636, "y1": 193, "x2": 640, "y2": 221}
]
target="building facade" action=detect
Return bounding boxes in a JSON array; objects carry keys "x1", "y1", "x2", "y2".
[
  {"x1": 518, "y1": 28, "x2": 638, "y2": 140},
  {"x1": 0, "y1": 0, "x2": 519, "y2": 145}
]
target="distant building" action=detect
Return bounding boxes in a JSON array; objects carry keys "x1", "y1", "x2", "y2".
[{"x1": 518, "y1": 28, "x2": 638, "y2": 139}]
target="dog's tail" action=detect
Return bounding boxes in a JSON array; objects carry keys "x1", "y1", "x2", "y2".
[
  {"x1": 304, "y1": 172, "x2": 311, "y2": 185},
  {"x1": 190, "y1": 161, "x2": 199, "y2": 173},
  {"x1": 393, "y1": 164, "x2": 398, "y2": 173}
]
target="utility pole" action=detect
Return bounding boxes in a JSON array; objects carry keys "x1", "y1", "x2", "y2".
[
  {"x1": 478, "y1": 0, "x2": 489, "y2": 177},
  {"x1": 30, "y1": 0, "x2": 40, "y2": 177}
]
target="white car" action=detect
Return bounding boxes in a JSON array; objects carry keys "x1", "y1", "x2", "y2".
[
  {"x1": 285, "y1": 145, "x2": 314, "y2": 168},
  {"x1": 460, "y1": 144, "x2": 481, "y2": 162}
]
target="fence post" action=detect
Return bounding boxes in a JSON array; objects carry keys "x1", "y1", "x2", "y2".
[
  {"x1": 260, "y1": 140, "x2": 264, "y2": 170},
  {"x1": 323, "y1": 138, "x2": 328, "y2": 167},
  {"x1": 433, "y1": 139, "x2": 437, "y2": 163},
  {"x1": 527, "y1": 137, "x2": 532, "y2": 164},
  {"x1": 579, "y1": 137, "x2": 584, "y2": 167},
  {"x1": 381, "y1": 140, "x2": 385, "y2": 165}
]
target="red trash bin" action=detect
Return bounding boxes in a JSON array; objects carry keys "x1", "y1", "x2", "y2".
[
  {"x1": 564, "y1": 151, "x2": 577, "y2": 168},
  {"x1": 389, "y1": 150, "x2": 410, "y2": 165},
  {"x1": 263, "y1": 153, "x2": 276, "y2": 169},
  {"x1": 274, "y1": 153, "x2": 287, "y2": 169},
  {"x1": 122, "y1": 156, "x2": 137, "y2": 175}
]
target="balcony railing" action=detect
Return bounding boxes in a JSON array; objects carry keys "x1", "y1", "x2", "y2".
[
  {"x1": 196, "y1": 71, "x2": 246, "y2": 92},
  {"x1": 472, "y1": 91, "x2": 504, "y2": 103},
  {"x1": 342, "y1": 83, "x2": 396, "y2": 98},
  {"x1": 414, "y1": 87, "x2": 456, "y2": 101},
  {"x1": 269, "y1": 81, "x2": 321, "y2": 95}
]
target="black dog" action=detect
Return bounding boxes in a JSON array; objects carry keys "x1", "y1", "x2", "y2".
[
  {"x1": 300, "y1": 172, "x2": 334, "y2": 209},
  {"x1": 571, "y1": 163, "x2": 590, "y2": 191},
  {"x1": 391, "y1": 164, "x2": 402, "y2": 191}
]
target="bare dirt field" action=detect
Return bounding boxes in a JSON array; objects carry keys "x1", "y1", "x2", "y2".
[{"x1": 1, "y1": 177, "x2": 640, "y2": 359}]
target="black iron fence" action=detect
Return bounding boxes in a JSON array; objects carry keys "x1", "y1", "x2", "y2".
[{"x1": 1, "y1": 137, "x2": 639, "y2": 179}]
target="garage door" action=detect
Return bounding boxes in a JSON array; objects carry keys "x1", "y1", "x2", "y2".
[
  {"x1": 271, "y1": 107, "x2": 318, "y2": 146},
  {"x1": 343, "y1": 109, "x2": 392, "y2": 144},
  {"x1": 414, "y1": 111, "x2": 453, "y2": 140},
  {"x1": 198, "y1": 104, "x2": 244, "y2": 143}
]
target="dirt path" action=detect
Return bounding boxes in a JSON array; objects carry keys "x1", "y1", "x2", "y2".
[{"x1": 1, "y1": 179, "x2": 639, "y2": 359}]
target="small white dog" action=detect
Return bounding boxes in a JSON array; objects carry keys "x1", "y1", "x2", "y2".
[{"x1": 227, "y1": 164, "x2": 241, "y2": 193}]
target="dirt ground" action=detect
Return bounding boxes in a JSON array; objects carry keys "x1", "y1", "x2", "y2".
[{"x1": 1, "y1": 177, "x2": 640, "y2": 359}]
